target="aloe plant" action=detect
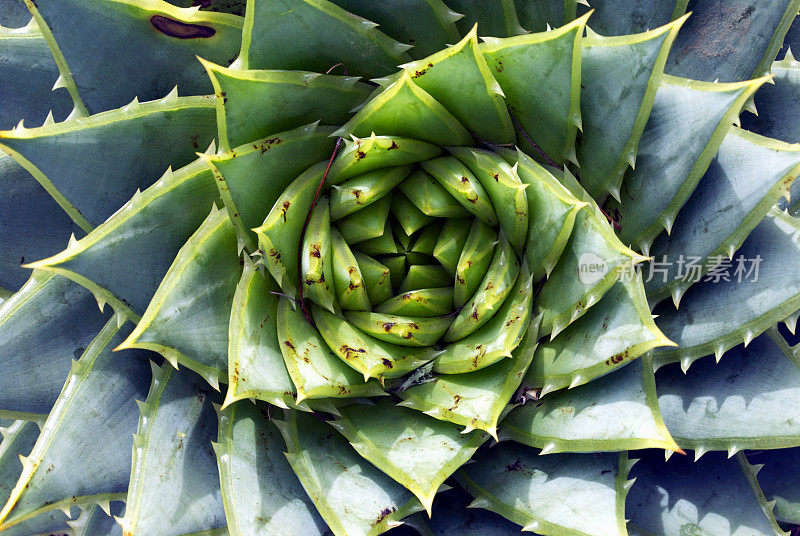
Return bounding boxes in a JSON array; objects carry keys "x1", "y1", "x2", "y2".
[{"x1": 2, "y1": 1, "x2": 800, "y2": 535}]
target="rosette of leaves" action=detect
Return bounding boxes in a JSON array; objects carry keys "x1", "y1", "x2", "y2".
[{"x1": 3, "y1": 1, "x2": 800, "y2": 535}]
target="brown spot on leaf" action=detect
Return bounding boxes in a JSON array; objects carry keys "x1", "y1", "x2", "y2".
[{"x1": 150, "y1": 15, "x2": 216, "y2": 38}]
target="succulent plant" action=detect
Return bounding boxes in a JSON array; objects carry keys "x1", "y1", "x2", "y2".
[{"x1": 4, "y1": 1, "x2": 800, "y2": 535}]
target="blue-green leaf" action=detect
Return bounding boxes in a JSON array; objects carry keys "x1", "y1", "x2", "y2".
[
  {"x1": 0, "y1": 271, "x2": 108, "y2": 418},
  {"x1": 119, "y1": 363, "x2": 226, "y2": 536}
]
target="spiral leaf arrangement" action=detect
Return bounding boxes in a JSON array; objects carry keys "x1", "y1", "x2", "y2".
[{"x1": 3, "y1": 1, "x2": 800, "y2": 536}]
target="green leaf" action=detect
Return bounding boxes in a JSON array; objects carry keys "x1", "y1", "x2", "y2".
[
  {"x1": 277, "y1": 298, "x2": 385, "y2": 402},
  {"x1": 536, "y1": 203, "x2": 648, "y2": 338},
  {"x1": 657, "y1": 331, "x2": 800, "y2": 453},
  {"x1": 398, "y1": 265, "x2": 450, "y2": 294},
  {"x1": 0, "y1": 271, "x2": 108, "y2": 418},
  {"x1": 331, "y1": 399, "x2": 489, "y2": 514},
  {"x1": 276, "y1": 410, "x2": 424, "y2": 536},
  {"x1": 443, "y1": 233, "x2": 521, "y2": 343},
  {"x1": 0, "y1": 22, "x2": 71, "y2": 130},
  {"x1": 330, "y1": 165, "x2": 411, "y2": 221},
  {"x1": 577, "y1": 17, "x2": 685, "y2": 199},
  {"x1": 119, "y1": 206, "x2": 242, "y2": 390},
  {"x1": 344, "y1": 311, "x2": 450, "y2": 347},
  {"x1": 503, "y1": 356, "x2": 679, "y2": 453},
  {"x1": 400, "y1": 312, "x2": 540, "y2": 438},
  {"x1": 434, "y1": 265, "x2": 532, "y2": 373},
  {"x1": 577, "y1": 0, "x2": 687, "y2": 36},
  {"x1": 513, "y1": 0, "x2": 575, "y2": 33},
  {"x1": 627, "y1": 450, "x2": 781, "y2": 536},
  {"x1": 312, "y1": 305, "x2": 437, "y2": 381},
  {"x1": 652, "y1": 209, "x2": 800, "y2": 370},
  {"x1": 646, "y1": 126, "x2": 800, "y2": 302},
  {"x1": 0, "y1": 95, "x2": 216, "y2": 230},
  {"x1": 512, "y1": 150, "x2": 588, "y2": 280},
  {"x1": 374, "y1": 287, "x2": 453, "y2": 318},
  {"x1": 613, "y1": 75, "x2": 765, "y2": 250},
  {"x1": 420, "y1": 156, "x2": 498, "y2": 226},
  {"x1": 391, "y1": 193, "x2": 434, "y2": 236},
  {"x1": 27, "y1": 157, "x2": 221, "y2": 316},
  {"x1": 480, "y1": 14, "x2": 586, "y2": 165},
  {"x1": 203, "y1": 122, "x2": 336, "y2": 250},
  {"x1": 223, "y1": 259, "x2": 297, "y2": 409},
  {"x1": 527, "y1": 277, "x2": 672, "y2": 394},
  {"x1": 0, "y1": 318, "x2": 149, "y2": 531},
  {"x1": 26, "y1": 0, "x2": 243, "y2": 113},
  {"x1": 253, "y1": 162, "x2": 326, "y2": 303},
  {"x1": 446, "y1": 0, "x2": 525, "y2": 37},
  {"x1": 203, "y1": 59, "x2": 371, "y2": 151},
  {"x1": 398, "y1": 170, "x2": 470, "y2": 218},
  {"x1": 0, "y1": 153, "x2": 83, "y2": 291},
  {"x1": 327, "y1": 0, "x2": 461, "y2": 58},
  {"x1": 301, "y1": 197, "x2": 337, "y2": 313},
  {"x1": 457, "y1": 444, "x2": 633, "y2": 536},
  {"x1": 398, "y1": 27, "x2": 513, "y2": 144},
  {"x1": 449, "y1": 147, "x2": 529, "y2": 253},
  {"x1": 118, "y1": 362, "x2": 226, "y2": 536},
  {"x1": 433, "y1": 218, "x2": 471, "y2": 274},
  {"x1": 241, "y1": 0, "x2": 411, "y2": 76},
  {"x1": 353, "y1": 254, "x2": 392, "y2": 305},
  {"x1": 338, "y1": 193, "x2": 393, "y2": 244},
  {"x1": 328, "y1": 134, "x2": 442, "y2": 183},
  {"x1": 331, "y1": 228, "x2": 372, "y2": 311},
  {"x1": 665, "y1": 0, "x2": 800, "y2": 82},
  {"x1": 334, "y1": 72, "x2": 473, "y2": 146},
  {"x1": 215, "y1": 402, "x2": 328, "y2": 536}
]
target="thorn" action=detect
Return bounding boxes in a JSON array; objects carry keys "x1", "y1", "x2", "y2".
[
  {"x1": 664, "y1": 449, "x2": 675, "y2": 461},
  {"x1": 743, "y1": 330, "x2": 754, "y2": 347},
  {"x1": 662, "y1": 216, "x2": 674, "y2": 235},
  {"x1": 608, "y1": 184, "x2": 621, "y2": 202},
  {"x1": 161, "y1": 85, "x2": 179, "y2": 103},
  {"x1": 568, "y1": 375, "x2": 583, "y2": 389},
  {"x1": 122, "y1": 96, "x2": 140, "y2": 113},
  {"x1": 52, "y1": 74, "x2": 67, "y2": 91},
  {"x1": 680, "y1": 356, "x2": 692, "y2": 374},
  {"x1": 43, "y1": 110, "x2": 55, "y2": 126},
  {"x1": 714, "y1": 344, "x2": 725, "y2": 362},
  {"x1": 727, "y1": 445, "x2": 740, "y2": 458},
  {"x1": 539, "y1": 442, "x2": 557, "y2": 455},
  {"x1": 671, "y1": 287, "x2": 683, "y2": 309},
  {"x1": 694, "y1": 446, "x2": 707, "y2": 461}
]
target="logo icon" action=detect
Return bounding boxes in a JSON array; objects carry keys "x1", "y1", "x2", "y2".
[{"x1": 578, "y1": 252, "x2": 608, "y2": 285}]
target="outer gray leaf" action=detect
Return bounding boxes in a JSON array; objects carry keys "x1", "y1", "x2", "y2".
[
  {"x1": 215, "y1": 402, "x2": 328, "y2": 536},
  {"x1": 0, "y1": 153, "x2": 83, "y2": 291},
  {"x1": 646, "y1": 126, "x2": 800, "y2": 302},
  {"x1": 0, "y1": 271, "x2": 108, "y2": 418},
  {"x1": 457, "y1": 442, "x2": 632, "y2": 536},
  {"x1": 657, "y1": 331, "x2": 800, "y2": 452},
  {"x1": 27, "y1": 157, "x2": 222, "y2": 316},
  {"x1": 0, "y1": 421, "x2": 39, "y2": 509},
  {"x1": 627, "y1": 450, "x2": 781, "y2": 536},
  {"x1": 577, "y1": 0, "x2": 686, "y2": 36},
  {"x1": 0, "y1": 96, "x2": 217, "y2": 228},
  {"x1": 749, "y1": 447, "x2": 800, "y2": 524},
  {"x1": 0, "y1": 318, "x2": 150, "y2": 531},
  {"x1": 665, "y1": 0, "x2": 799, "y2": 82},
  {"x1": 0, "y1": 22, "x2": 71, "y2": 130},
  {"x1": 28, "y1": 0, "x2": 244, "y2": 113},
  {"x1": 613, "y1": 76, "x2": 763, "y2": 250},
  {"x1": 119, "y1": 363, "x2": 226, "y2": 536},
  {"x1": 0, "y1": 0, "x2": 30, "y2": 27},
  {"x1": 652, "y1": 210, "x2": 800, "y2": 369}
]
